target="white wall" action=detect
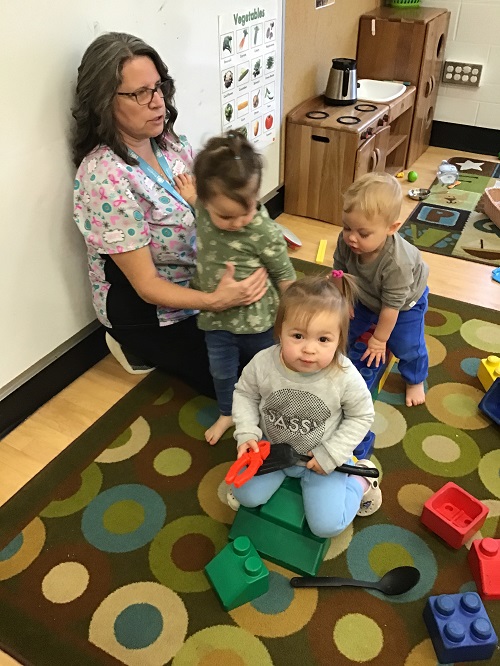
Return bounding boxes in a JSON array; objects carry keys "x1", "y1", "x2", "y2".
[
  {"x1": 0, "y1": 0, "x2": 283, "y2": 398},
  {"x1": 420, "y1": 0, "x2": 500, "y2": 129}
]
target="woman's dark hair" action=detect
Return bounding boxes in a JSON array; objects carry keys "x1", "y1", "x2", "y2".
[
  {"x1": 193, "y1": 131, "x2": 263, "y2": 208},
  {"x1": 71, "y1": 32, "x2": 178, "y2": 167}
]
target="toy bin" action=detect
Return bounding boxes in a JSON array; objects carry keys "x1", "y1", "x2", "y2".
[
  {"x1": 483, "y1": 187, "x2": 500, "y2": 230},
  {"x1": 421, "y1": 482, "x2": 489, "y2": 549},
  {"x1": 391, "y1": 0, "x2": 420, "y2": 6}
]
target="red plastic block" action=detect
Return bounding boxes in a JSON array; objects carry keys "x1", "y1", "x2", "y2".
[
  {"x1": 420, "y1": 482, "x2": 489, "y2": 549},
  {"x1": 468, "y1": 538, "x2": 500, "y2": 601}
]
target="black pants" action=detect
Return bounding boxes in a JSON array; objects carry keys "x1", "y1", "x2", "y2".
[{"x1": 107, "y1": 316, "x2": 216, "y2": 399}]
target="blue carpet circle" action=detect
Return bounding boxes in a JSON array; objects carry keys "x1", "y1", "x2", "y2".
[
  {"x1": 89, "y1": 582, "x2": 188, "y2": 662},
  {"x1": 347, "y1": 524, "x2": 437, "y2": 603},
  {"x1": 82, "y1": 484, "x2": 166, "y2": 553},
  {"x1": 252, "y1": 571, "x2": 294, "y2": 614},
  {"x1": 114, "y1": 603, "x2": 164, "y2": 649},
  {"x1": 460, "y1": 357, "x2": 481, "y2": 377},
  {"x1": 0, "y1": 533, "x2": 23, "y2": 561}
]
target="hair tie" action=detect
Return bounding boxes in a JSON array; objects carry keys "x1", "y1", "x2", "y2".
[{"x1": 332, "y1": 270, "x2": 343, "y2": 278}]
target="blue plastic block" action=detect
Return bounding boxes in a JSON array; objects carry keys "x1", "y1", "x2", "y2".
[
  {"x1": 479, "y1": 377, "x2": 500, "y2": 425},
  {"x1": 354, "y1": 430, "x2": 375, "y2": 460},
  {"x1": 205, "y1": 536, "x2": 269, "y2": 611},
  {"x1": 423, "y1": 592, "x2": 498, "y2": 663},
  {"x1": 348, "y1": 341, "x2": 390, "y2": 394}
]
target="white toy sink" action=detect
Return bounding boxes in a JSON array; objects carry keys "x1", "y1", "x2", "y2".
[{"x1": 357, "y1": 79, "x2": 406, "y2": 103}]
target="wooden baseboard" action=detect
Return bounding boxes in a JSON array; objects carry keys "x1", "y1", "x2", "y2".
[
  {"x1": 430, "y1": 121, "x2": 500, "y2": 157},
  {"x1": 0, "y1": 327, "x2": 108, "y2": 439}
]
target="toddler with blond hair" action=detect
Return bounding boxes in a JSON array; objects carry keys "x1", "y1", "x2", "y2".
[{"x1": 334, "y1": 172, "x2": 429, "y2": 407}]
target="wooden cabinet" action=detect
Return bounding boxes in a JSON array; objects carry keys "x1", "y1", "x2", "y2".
[
  {"x1": 356, "y1": 6, "x2": 450, "y2": 167},
  {"x1": 355, "y1": 124, "x2": 390, "y2": 179}
]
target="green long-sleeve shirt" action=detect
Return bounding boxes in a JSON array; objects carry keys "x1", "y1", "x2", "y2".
[{"x1": 193, "y1": 203, "x2": 296, "y2": 334}]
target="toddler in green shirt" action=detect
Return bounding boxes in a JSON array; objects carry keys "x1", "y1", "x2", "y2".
[{"x1": 175, "y1": 131, "x2": 296, "y2": 444}]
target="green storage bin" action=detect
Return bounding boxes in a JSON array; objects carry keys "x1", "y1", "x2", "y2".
[{"x1": 391, "y1": 0, "x2": 420, "y2": 6}]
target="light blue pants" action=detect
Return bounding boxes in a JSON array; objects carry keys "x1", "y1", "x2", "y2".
[{"x1": 232, "y1": 464, "x2": 364, "y2": 539}]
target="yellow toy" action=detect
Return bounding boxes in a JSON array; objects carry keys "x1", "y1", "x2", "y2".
[
  {"x1": 477, "y1": 355, "x2": 500, "y2": 391},
  {"x1": 315, "y1": 239, "x2": 327, "y2": 264},
  {"x1": 396, "y1": 171, "x2": 405, "y2": 179}
]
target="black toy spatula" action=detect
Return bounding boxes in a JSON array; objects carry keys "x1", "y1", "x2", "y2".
[{"x1": 255, "y1": 443, "x2": 379, "y2": 478}]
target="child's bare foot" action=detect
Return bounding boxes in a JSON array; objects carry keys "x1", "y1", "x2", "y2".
[
  {"x1": 406, "y1": 382, "x2": 425, "y2": 407},
  {"x1": 205, "y1": 415, "x2": 234, "y2": 445}
]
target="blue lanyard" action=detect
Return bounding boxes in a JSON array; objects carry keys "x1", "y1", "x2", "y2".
[{"x1": 128, "y1": 139, "x2": 193, "y2": 212}]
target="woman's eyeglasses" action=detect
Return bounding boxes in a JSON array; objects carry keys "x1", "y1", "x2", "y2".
[{"x1": 116, "y1": 80, "x2": 170, "y2": 106}]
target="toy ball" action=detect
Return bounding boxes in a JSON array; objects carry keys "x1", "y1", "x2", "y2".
[{"x1": 407, "y1": 171, "x2": 418, "y2": 182}]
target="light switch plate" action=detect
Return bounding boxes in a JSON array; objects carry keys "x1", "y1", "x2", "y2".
[{"x1": 442, "y1": 61, "x2": 483, "y2": 87}]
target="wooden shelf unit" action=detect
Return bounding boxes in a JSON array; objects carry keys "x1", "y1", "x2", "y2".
[{"x1": 357, "y1": 7, "x2": 450, "y2": 166}]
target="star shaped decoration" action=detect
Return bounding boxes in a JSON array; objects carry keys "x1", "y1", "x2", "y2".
[{"x1": 455, "y1": 160, "x2": 484, "y2": 171}]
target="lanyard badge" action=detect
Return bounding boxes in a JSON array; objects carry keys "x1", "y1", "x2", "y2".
[{"x1": 128, "y1": 140, "x2": 193, "y2": 212}]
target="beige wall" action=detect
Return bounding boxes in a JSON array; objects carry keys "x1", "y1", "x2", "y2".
[
  {"x1": 420, "y1": 0, "x2": 500, "y2": 130},
  {"x1": 281, "y1": 0, "x2": 381, "y2": 179}
]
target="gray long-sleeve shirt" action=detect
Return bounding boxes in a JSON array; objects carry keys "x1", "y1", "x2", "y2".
[
  {"x1": 334, "y1": 233, "x2": 429, "y2": 313},
  {"x1": 232, "y1": 346, "x2": 374, "y2": 474}
]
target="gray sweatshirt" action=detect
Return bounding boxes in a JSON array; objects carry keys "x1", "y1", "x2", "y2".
[
  {"x1": 334, "y1": 233, "x2": 429, "y2": 313},
  {"x1": 232, "y1": 346, "x2": 375, "y2": 474}
]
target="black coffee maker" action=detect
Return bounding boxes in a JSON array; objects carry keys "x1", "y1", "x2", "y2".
[{"x1": 324, "y1": 58, "x2": 357, "y2": 106}]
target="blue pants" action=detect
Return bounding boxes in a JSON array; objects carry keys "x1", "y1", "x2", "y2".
[
  {"x1": 348, "y1": 287, "x2": 429, "y2": 385},
  {"x1": 232, "y1": 464, "x2": 364, "y2": 539},
  {"x1": 205, "y1": 328, "x2": 275, "y2": 415}
]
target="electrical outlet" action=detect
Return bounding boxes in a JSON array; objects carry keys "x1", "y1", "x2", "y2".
[{"x1": 442, "y1": 61, "x2": 483, "y2": 87}]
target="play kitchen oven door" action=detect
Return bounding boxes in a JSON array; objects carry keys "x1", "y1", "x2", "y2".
[{"x1": 284, "y1": 101, "x2": 390, "y2": 226}]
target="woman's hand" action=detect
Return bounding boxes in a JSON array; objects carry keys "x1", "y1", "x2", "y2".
[
  {"x1": 306, "y1": 454, "x2": 326, "y2": 475},
  {"x1": 209, "y1": 262, "x2": 268, "y2": 311},
  {"x1": 237, "y1": 439, "x2": 260, "y2": 459},
  {"x1": 174, "y1": 173, "x2": 197, "y2": 207}
]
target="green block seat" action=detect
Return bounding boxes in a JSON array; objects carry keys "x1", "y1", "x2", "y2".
[
  {"x1": 229, "y1": 477, "x2": 330, "y2": 576},
  {"x1": 205, "y1": 536, "x2": 269, "y2": 611}
]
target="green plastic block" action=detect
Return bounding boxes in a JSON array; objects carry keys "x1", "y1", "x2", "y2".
[
  {"x1": 229, "y1": 478, "x2": 330, "y2": 575},
  {"x1": 205, "y1": 536, "x2": 269, "y2": 611},
  {"x1": 260, "y1": 483, "x2": 307, "y2": 532},
  {"x1": 281, "y1": 476, "x2": 303, "y2": 494}
]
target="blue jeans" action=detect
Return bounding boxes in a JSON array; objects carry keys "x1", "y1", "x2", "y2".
[
  {"x1": 232, "y1": 464, "x2": 364, "y2": 539},
  {"x1": 205, "y1": 328, "x2": 275, "y2": 415},
  {"x1": 348, "y1": 287, "x2": 429, "y2": 385}
]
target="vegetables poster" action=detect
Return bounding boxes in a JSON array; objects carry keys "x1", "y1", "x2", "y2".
[{"x1": 219, "y1": 1, "x2": 279, "y2": 148}]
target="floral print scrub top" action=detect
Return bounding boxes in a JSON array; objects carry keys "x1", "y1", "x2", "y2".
[{"x1": 74, "y1": 133, "x2": 197, "y2": 328}]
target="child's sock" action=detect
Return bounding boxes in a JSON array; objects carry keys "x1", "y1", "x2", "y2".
[{"x1": 352, "y1": 475, "x2": 370, "y2": 493}]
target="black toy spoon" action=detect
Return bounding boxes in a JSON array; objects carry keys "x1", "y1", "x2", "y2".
[{"x1": 290, "y1": 566, "x2": 420, "y2": 596}]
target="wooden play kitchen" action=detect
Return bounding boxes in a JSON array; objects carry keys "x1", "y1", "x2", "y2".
[{"x1": 284, "y1": 5, "x2": 449, "y2": 226}]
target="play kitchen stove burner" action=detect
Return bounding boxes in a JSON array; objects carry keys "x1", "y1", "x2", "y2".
[
  {"x1": 295, "y1": 97, "x2": 389, "y2": 142},
  {"x1": 306, "y1": 103, "x2": 381, "y2": 125},
  {"x1": 337, "y1": 103, "x2": 379, "y2": 125}
]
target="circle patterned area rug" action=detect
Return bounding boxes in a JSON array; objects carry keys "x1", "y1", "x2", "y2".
[{"x1": 0, "y1": 287, "x2": 499, "y2": 665}]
